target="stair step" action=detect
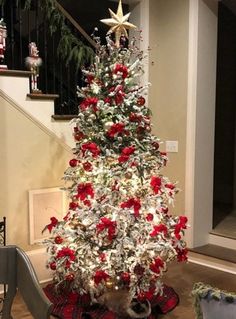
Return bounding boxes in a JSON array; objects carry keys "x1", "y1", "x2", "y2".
[
  {"x1": 51, "y1": 115, "x2": 78, "y2": 121},
  {"x1": 27, "y1": 93, "x2": 59, "y2": 100},
  {"x1": 189, "y1": 244, "x2": 236, "y2": 264},
  {"x1": 0, "y1": 69, "x2": 32, "y2": 77}
]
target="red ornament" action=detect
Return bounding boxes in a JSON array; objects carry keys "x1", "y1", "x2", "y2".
[
  {"x1": 152, "y1": 141, "x2": 160, "y2": 150},
  {"x1": 74, "y1": 131, "x2": 85, "y2": 141},
  {"x1": 146, "y1": 213, "x2": 154, "y2": 222},
  {"x1": 54, "y1": 236, "x2": 63, "y2": 244},
  {"x1": 137, "y1": 96, "x2": 145, "y2": 106},
  {"x1": 49, "y1": 262, "x2": 56, "y2": 270},
  {"x1": 65, "y1": 273, "x2": 75, "y2": 281},
  {"x1": 134, "y1": 264, "x2": 145, "y2": 276},
  {"x1": 121, "y1": 272, "x2": 130, "y2": 283},
  {"x1": 83, "y1": 162, "x2": 93, "y2": 171},
  {"x1": 69, "y1": 159, "x2": 78, "y2": 167}
]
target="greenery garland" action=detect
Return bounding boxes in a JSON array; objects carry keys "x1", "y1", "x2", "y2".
[
  {"x1": 192, "y1": 282, "x2": 236, "y2": 319},
  {"x1": 0, "y1": 0, "x2": 94, "y2": 68}
]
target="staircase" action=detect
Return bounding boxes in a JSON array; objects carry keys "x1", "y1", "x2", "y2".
[{"x1": 0, "y1": 70, "x2": 74, "y2": 148}]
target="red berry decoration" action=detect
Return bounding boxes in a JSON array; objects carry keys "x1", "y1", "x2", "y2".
[
  {"x1": 49, "y1": 262, "x2": 56, "y2": 270},
  {"x1": 69, "y1": 159, "x2": 78, "y2": 167},
  {"x1": 55, "y1": 236, "x2": 63, "y2": 244},
  {"x1": 137, "y1": 96, "x2": 145, "y2": 106}
]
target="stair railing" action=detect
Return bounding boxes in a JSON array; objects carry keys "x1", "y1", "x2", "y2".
[{"x1": 0, "y1": 0, "x2": 95, "y2": 116}]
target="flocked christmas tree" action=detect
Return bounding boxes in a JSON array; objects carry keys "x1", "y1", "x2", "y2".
[{"x1": 45, "y1": 0, "x2": 188, "y2": 312}]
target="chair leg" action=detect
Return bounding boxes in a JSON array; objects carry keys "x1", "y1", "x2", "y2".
[{"x1": 1, "y1": 289, "x2": 17, "y2": 319}]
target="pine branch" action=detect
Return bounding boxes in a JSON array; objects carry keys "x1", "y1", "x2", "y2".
[{"x1": 0, "y1": 0, "x2": 94, "y2": 68}]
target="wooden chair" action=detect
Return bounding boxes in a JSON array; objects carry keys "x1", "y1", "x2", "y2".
[
  {"x1": 192, "y1": 282, "x2": 236, "y2": 319},
  {"x1": 0, "y1": 245, "x2": 53, "y2": 319}
]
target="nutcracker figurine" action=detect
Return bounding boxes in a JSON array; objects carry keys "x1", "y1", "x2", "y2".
[
  {"x1": 25, "y1": 42, "x2": 42, "y2": 93},
  {"x1": 0, "y1": 18, "x2": 7, "y2": 70}
]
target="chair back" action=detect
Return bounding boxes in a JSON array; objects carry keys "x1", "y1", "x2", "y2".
[{"x1": 0, "y1": 245, "x2": 53, "y2": 319}]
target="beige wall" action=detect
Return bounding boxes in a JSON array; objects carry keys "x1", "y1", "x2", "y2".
[
  {"x1": 149, "y1": 0, "x2": 189, "y2": 215},
  {"x1": 0, "y1": 95, "x2": 71, "y2": 251}
]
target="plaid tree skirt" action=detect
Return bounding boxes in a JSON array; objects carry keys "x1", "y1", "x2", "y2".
[{"x1": 44, "y1": 284, "x2": 179, "y2": 319}]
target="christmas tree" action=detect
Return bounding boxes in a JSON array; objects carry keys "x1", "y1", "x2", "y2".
[{"x1": 45, "y1": 0, "x2": 188, "y2": 311}]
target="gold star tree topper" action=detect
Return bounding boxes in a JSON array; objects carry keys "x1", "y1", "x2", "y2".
[{"x1": 100, "y1": 0, "x2": 137, "y2": 47}]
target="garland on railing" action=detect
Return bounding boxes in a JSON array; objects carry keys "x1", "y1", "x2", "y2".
[{"x1": 0, "y1": 0, "x2": 94, "y2": 68}]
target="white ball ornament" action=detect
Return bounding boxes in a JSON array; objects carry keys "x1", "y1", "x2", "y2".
[
  {"x1": 89, "y1": 114, "x2": 96, "y2": 121},
  {"x1": 104, "y1": 121, "x2": 113, "y2": 130}
]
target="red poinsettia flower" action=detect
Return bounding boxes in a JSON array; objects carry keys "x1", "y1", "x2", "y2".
[
  {"x1": 83, "y1": 199, "x2": 91, "y2": 207},
  {"x1": 150, "y1": 224, "x2": 168, "y2": 237},
  {"x1": 94, "y1": 270, "x2": 110, "y2": 285},
  {"x1": 118, "y1": 146, "x2": 135, "y2": 163},
  {"x1": 120, "y1": 198, "x2": 141, "y2": 218},
  {"x1": 56, "y1": 247, "x2": 76, "y2": 261},
  {"x1": 47, "y1": 217, "x2": 58, "y2": 233},
  {"x1": 69, "y1": 202, "x2": 78, "y2": 210},
  {"x1": 77, "y1": 183, "x2": 94, "y2": 201},
  {"x1": 109, "y1": 85, "x2": 125, "y2": 105},
  {"x1": 150, "y1": 176, "x2": 162, "y2": 194},
  {"x1": 149, "y1": 257, "x2": 164, "y2": 274},
  {"x1": 113, "y1": 64, "x2": 128, "y2": 79},
  {"x1": 81, "y1": 142, "x2": 100, "y2": 157},
  {"x1": 165, "y1": 183, "x2": 175, "y2": 190},
  {"x1": 118, "y1": 154, "x2": 130, "y2": 163},
  {"x1": 80, "y1": 97, "x2": 99, "y2": 112},
  {"x1": 107, "y1": 123, "x2": 125, "y2": 138},
  {"x1": 122, "y1": 146, "x2": 136, "y2": 156},
  {"x1": 174, "y1": 216, "x2": 188, "y2": 240},
  {"x1": 96, "y1": 217, "x2": 117, "y2": 241}
]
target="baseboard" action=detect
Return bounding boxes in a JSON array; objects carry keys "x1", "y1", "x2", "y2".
[
  {"x1": 209, "y1": 233, "x2": 236, "y2": 249},
  {"x1": 188, "y1": 251, "x2": 236, "y2": 275}
]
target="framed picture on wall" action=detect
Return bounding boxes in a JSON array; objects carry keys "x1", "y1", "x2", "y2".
[{"x1": 29, "y1": 187, "x2": 67, "y2": 244}]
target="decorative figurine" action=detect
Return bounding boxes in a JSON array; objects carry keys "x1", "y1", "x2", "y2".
[
  {"x1": 25, "y1": 42, "x2": 42, "y2": 93},
  {"x1": 0, "y1": 18, "x2": 7, "y2": 70}
]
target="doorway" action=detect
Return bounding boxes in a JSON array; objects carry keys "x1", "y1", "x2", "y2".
[{"x1": 213, "y1": 2, "x2": 236, "y2": 239}]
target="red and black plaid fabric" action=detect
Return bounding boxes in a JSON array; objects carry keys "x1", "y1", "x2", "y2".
[{"x1": 44, "y1": 284, "x2": 179, "y2": 319}]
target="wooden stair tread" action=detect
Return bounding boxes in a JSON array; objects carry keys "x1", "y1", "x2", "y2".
[
  {"x1": 0, "y1": 69, "x2": 32, "y2": 77},
  {"x1": 189, "y1": 244, "x2": 236, "y2": 264},
  {"x1": 27, "y1": 93, "x2": 59, "y2": 100},
  {"x1": 52, "y1": 115, "x2": 78, "y2": 120}
]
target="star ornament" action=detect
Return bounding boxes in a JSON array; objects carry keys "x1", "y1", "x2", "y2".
[{"x1": 100, "y1": 0, "x2": 137, "y2": 47}]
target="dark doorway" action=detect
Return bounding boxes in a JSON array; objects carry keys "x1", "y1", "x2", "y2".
[{"x1": 213, "y1": 2, "x2": 236, "y2": 238}]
